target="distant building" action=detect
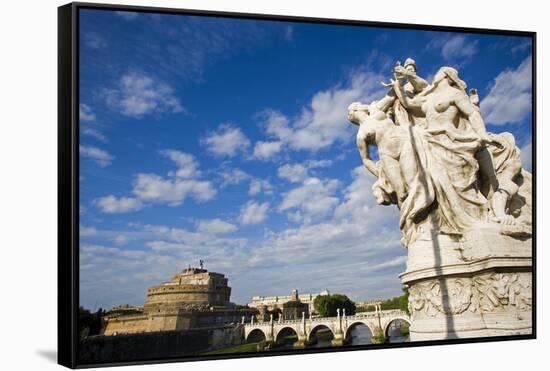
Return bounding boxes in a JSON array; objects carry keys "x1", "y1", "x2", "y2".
[
  {"x1": 249, "y1": 289, "x2": 330, "y2": 315},
  {"x1": 355, "y1": 300, "x2": 383, "y2": 310},
  {"x1": 102, "y1": 267, "x2": 256, "y2": 336},
  {"x1": 144, "y1": 267, "x2": 231, "y2": 310},
  {"x1": 281, "y1": 289, "x2": 309, "y2": 320}
]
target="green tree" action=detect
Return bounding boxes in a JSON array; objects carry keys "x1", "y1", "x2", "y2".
[
  {"x1": 355, "y1": 286, "x2": 410, "y2": 314},
  {"x1": 355, "y1": 306, "x2": 376, "y2": 313},
  {"x1": 379, "y1": 287, "x2": 409, "y2": 314},
  {"x1": 269, "y1": 307, "x2": 282, "y2": 320},
  {"x1": 313, "y1": 294, "x2": 356, "y2": 317},
  {"x1": 283, "y1": 300, "x2": 302, "y2": 308}
]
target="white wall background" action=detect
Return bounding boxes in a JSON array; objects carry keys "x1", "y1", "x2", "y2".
[{"x1": 0, "y1": 0, "x2": 547, "y2": 369}]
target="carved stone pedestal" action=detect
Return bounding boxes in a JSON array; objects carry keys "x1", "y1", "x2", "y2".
[{"x1": 400, "y1": 223, "x2": 532, "y2": 341}]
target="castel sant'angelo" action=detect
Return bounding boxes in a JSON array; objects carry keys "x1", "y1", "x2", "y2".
[{"x1": 102, "y1": 266, "x2": 256, "y2": 335}]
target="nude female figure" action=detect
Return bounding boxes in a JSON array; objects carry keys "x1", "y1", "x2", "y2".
[
  {"x1": 388, "y1": 66, "x2": 494, "y2": 231},
  {"x1": 392, "y1": 66, "x2": 493, "y2": 144}
]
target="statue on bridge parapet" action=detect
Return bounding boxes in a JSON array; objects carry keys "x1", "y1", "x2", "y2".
[{"x1": 348, "y1": 58, "x2": 532, "y2": 341}]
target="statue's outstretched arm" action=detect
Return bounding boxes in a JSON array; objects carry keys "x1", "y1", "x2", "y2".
[
  {"x1": 408, "y1": 74, "x2": 429, "y2": 93},
  {"x1": 374, "y1": 90, "x2": 396, "y2": 112}
]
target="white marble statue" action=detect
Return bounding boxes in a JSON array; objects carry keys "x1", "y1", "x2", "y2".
[
  {"x1": 348, "y1": 58, "x2": 533, "y2": 340},
  {"x1": 349, "y1": 62, "x2": 532, "y2": 246}
]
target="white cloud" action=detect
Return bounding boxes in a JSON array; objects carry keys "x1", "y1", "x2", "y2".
[
  {"x1": 81, "y1": 127, "x2": 108, "y2": 143},
  {"x1": 160, "y1": 150, "x2": 200, "y2": 179},
  {"x1": 248, "y1": 180, "x2": 261, "y2": 196},
  {"x1": 511, "y1": 39, "x2": 531, "y2": 54},
  {"x1": 249, "y1": 216, "x2": 399, "y2": 269},
  {"x1": 220, "y1": 168, "x2": 250, "y2": 187},
  {"x1": 428, "y1": 34, "x2": 478, "y2": 61},
  {"x1": 239, "y1": 201, "x2": 270, "y2": 225},
  {"x1": 279, "y1": 177, "x2": 340, "y2": 223},
  {"x1": 307, "y1": 159, "x2": 333, "y2": 169},
  {"x1": 334, "y1": 167, "x2": 380, "y2": 221},
  {"x1": 93, "y1": 149, "x2": 216, "y2": 210},
  {"x1": 132, "y1": 174, "x2": 216, "y2": 206},
  {"x1": 81, "y1": 244, "x2": 121, "y2": 255},
  {"x1": 257, "y1": 70, "x2": 385, "y2": 152},
  {"x1": 142, "y1": 224, "x2": 247, "y2": 253},
  {"x1": 80, "y1": 225, "x2": 97, "y2": 237},
  {"x1": 79, "y1": 242, "x2": 185, "y2": 308},
  {"x1": 80, "y1": 145, "x2": 114, "y2": 167},
  {"x1": 248, "y1": 178, "x2": 274, "y2": 196},
  {"x1": 291, "y1": 71, "x2": 386, "y2": 151},
  {"x1": 196, "y1": 219, "x2": 238, "y2": 234},
  {"x1": 113, "y1": 235, "x2": 130, "y2": 245},
  {"x1": 145, "y1": 241, "x2": 181, "y2": 252},
  {"x1": 441, "y1": 35, "x2": 478, "y2": 60},
  {"x1": 115, "y1": 11, "x2": 138, "y2": 20},
  {"x1": 84, "y1": 32, "x2": 107, "y2": 49},
  {"x1": 521, "y1": 141, "x2": 532, "y2": 172},
  {"x1": 103, "y1": 72, "x2": 183, "y2": 118},
  {"x1": 79, "y1": 104, "x2": 96, "y2": 121},
  {"x1": 277, "y1": 163, "x2": 308, "y2": 183},
  {"x1": 93, "y1": 195, "x2": 144, "y2": 214},
  {"x1": 202, "y1": 124, "x2": 250, "y2": 157},
  {"x1": 480, "y1": 56, "x2": 532, "y2": 125},
  {"x1": 277, "y1": 160, "x2": 334, "y2": 184},
  {"x1": 263, "y1": 109, "x2": 293, "y2": 140},
  {"x1": 252, "y1": 140, "x2": 283, "y2": 160},
  {"x1": 80, "y1": 104, "x2": 108, "y2": 142},
  {"x1": 146, "y1": 241, "x2": 193, "y2": 253}
]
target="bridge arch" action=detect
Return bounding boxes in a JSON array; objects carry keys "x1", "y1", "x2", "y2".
[
  {"x1": 246, "y1": 328, "x2": 267, "y2": 343},
  {"x1": 344, "y1": 321, "x2": 375, "y2": 342},
  {"x1": 307, "y1": 324, "x2": 335, "y2": 342},
  {"x1": 274, "y1": 326, "x2": 299, "y2": 344},
  {"x1": 382, "y1": 317, "x2": 411, "y2": 339}
]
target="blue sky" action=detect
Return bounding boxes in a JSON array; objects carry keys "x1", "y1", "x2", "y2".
[{"x1": 78, "y1": 8, "x2": 533, "y2": 310}]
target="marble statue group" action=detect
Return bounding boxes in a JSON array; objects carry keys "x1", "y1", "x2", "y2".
[
  {"x1": 348, "y1": 58, "x2": 532, "y2": 340},
  {"x1": 348, "y1": 58, "x2": 532, "y2": 246}
]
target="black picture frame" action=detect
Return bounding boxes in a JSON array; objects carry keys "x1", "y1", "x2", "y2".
[{"x1": 58, "y1": 2, "x2": 537, "y2": 368}]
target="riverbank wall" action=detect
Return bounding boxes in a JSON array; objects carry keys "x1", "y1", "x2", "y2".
[{"x1": 78, "y1": 324, "x2": 244, "y2": 364}]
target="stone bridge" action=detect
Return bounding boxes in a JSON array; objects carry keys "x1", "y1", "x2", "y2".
[{"x1": 243, "y1": 309, "x2": 410, "y2": 347}]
